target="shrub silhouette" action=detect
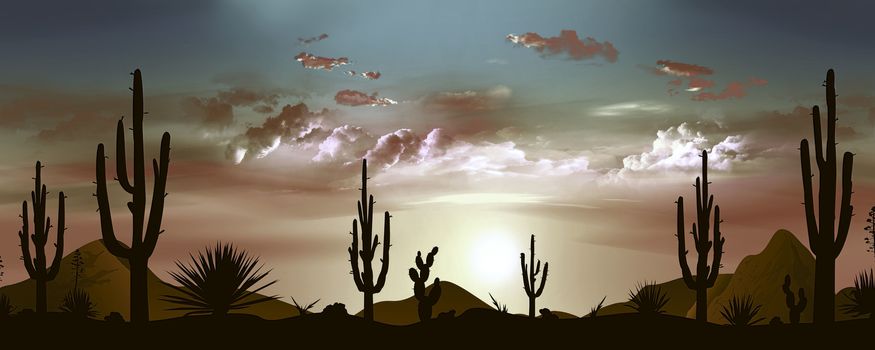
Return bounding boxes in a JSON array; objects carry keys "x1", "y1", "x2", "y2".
[
  {"x1": 489, "y1": 293, "x2": 508, "y2": 313},
  {"x1": 59, "y1": 288, "x2": 99, "y2": 319},
  {"x1": 799, "y1": 69, "x2": 855, "y2": 324},
  {"x1": 322, "y1": 302, "x2": 348, "y2": 317},
  {"x1": 18, "y1": 161, "x2": 66, "y2": 313},
  {"x1": 161, "y1": 243, "x2": 278, "y2": 317},
  {"x1": 676, "y1": 150, "x2": 724, "y2": 323},
  {"x1": 0, "y1": 294, "x2": 14, "y2": 318},
  {"x1": 587, "y1": 296, "x2": 607, "y2": 318},
  {"x1": 841, "y1": 269, "x2": 875, "y2": 319},
  {"x1": 347, "y1": 159, "x2": 391, "y2": 322},
  {"x1": 409, "y1": 246, "x2": 441, "y2": 322},
  {"x1": 520, "y1": 234, "x2": 549, "y2": 318},
  {"x1": 96, "y1": 69, "x2": 171, "y2": 323},
  {"x1": 627, "y1": 281, "x2": 669, "y2": 315},
  {"x1": 782, "y1": 274, "x2": 807, "y2": 324},
  {"x1": 720, "y1": 295, "x2": 765, "y2": 326},
  {"x1": 291, "y1": 297, "x2": 320, "y2": 316}
]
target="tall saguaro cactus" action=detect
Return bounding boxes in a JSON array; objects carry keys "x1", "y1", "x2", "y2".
[
  {"x1": 96, "y1": 69, "x2": 171, "y2": 323},
  {"x1": 676, "y1": 150, "x2": 724, "y2": 322},
  {"x1": 348, "y1": 159, "x2": 391, "y2": 322},
  {"x1": 800, "y1": 69, "x2": 854, "y2": 324},
  {"x1": 18, "y1": 161, "x2": 66, "y2": 313},
  {"x1": 409, "y1": 247, "x2": 441, "y2": 322},
  {"x1": 520, "y1": 234, "x2": 548, "y2": 318}
]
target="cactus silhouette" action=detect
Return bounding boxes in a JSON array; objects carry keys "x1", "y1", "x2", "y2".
[
  {"x1": 782, "y1": 274, "x2": 807, "y2": 324},
  {"x1": 348, "y1": 159, "x2": 391, "y2": 322},
  {"x1": 865, "y1": 206, "x2": 875, "y2": 261},
  {"x1": 71, "y1": 249, "x2": 84, "y2": 290},
  {"x1": 409, "y1": 247, "x2": 441, "y2": 322},
  {"x1": 95, "y1": 69, "x2": 171, "y2": 323},
  {"x1": 676, "y1": 150, "x2": 724, "y2": 322},
  {"x1": 18, "y1": 161, "x2": 66, "y2": 313},
  {"x1": 520, "y1": 234, "x2": 548, "y2": 318},
  {"x1": 799, "y1": 69, "x2": 854, "y2": 324}
]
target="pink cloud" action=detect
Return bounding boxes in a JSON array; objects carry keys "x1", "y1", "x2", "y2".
[
  {"x1": 334, "y1": 89, "x2": 397, "y2": 107},
  {"x1": 345, "y1": 70, "x2": 382, "y2": 80},
  {"x1": 692, "y1": 78, "x2": 769, "y2": 101},
  {"x1": 506, "y1": 30, "x2": 619, "y2": 63},
  {"x1": 424, "y1": 85, "x2": 512, "y2": 112},
  {"x1": 294, "y1": 52, "x2": 349, "y2": 71},
  {"x1": 644, "y1": 60, "x2": 766, "y2": 101}
]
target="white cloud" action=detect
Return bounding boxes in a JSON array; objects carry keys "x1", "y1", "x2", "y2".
[
  {"x1": 591, "y1": 101, "x2": 672, "y2": 117},
  {"x1": 620, "y1": 122, "x2": 747, "y2": 173}
]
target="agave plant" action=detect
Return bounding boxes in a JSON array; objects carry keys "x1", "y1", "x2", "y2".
[
  {"x1": 627, "y1": 281, "x2": 669, "y2": 315},
  {"x1": 489, "y1": 293, "x2": 508, "y2": 313},
  {"x1": 0, "y1": 294, "x2": 15, "y2": 318},
  {"x1": 719, "y1": 295, "x2": 765, "y2": 326},
  {"x1": 59, "y1": 289, "x2": 99, "y2": 319},
  {"x1": 841, "y1": 269, "x2": 875, "y2": 318},
  {"x1": 162, "y1": 243, "x2": 278, "y2": 317}
]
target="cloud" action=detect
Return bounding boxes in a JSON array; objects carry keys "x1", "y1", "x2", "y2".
[
  {"x1": 344, "y1": 70, "x2": 382, "y2": 80},
  {"x1": 183, "y1": 87, "x2": 283, "y2": 130},
  {"x1": 225, "y1": 103, "x2": 333, "y2": 164},
  {"x1": 294, "y1": 52, "x2": 350, "y2": 71},
  {"x1": 334, "y1": 89, "x2": 397, "y2": 107},
  {"x1": 298, "y1": 33, "x2": 328, "y2": 45},
  {"x1": 642, "y1": 60, "x2": 766, "y2": 101},
  {"x1": 423, "y1": 85, "x2": 512, "y2": 112},
  {"x1": 591, "y1": 101, "x2": 672, "y2": 117},
  {"x1": 691, "y1": 77, "x2": 768, "y2": 101},
  {"x1": 506, "y1": 30, "x2": 618, "y2": 63},
  {"x1": 652, "y1": 60, "x2": 714, "y2": 77},
  {"x1": 620, "y1": 122, "x2": 748, "y2": 173}
]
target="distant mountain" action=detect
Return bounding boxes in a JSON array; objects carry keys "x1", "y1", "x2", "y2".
[
  {"x1": 600, "y1": 229, "x2": 862, "y2": 323},
  {"x1": 356, "y1": 280, "x2": 491, "y2": 325},
  {"x1": 0, "y1": 239, "x2": 297, "y2": 320}
]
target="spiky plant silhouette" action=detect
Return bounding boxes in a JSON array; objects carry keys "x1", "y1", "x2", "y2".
[
  {"x1": 587, "y1": 296, "x2": 607, "y2": 318},
  {"x1": 799, "y1": 69, "x2": 855, "y2": 324},
  {"x1": 0, "y1": 294, "x2": 14, "y2": 318},
  {"x1": 841, "y1": 269, "x2": 875, "y2": 319},
  {"x1": 489, "y1": 293, "x2": 508, "y2": 313},
  {"x1": 59, "y1": 288, "x2": 99, "y2": 319},
  {"x1": 291, "y1": 297, "x2": 320, "y2": 316},
  {"x1": 18, "y1": 161, "x2": 66, "y2": 313},
  {"x1": 720, "y1": 295, "x2": 765, "y2": 326},
  {"x1": 161, "y1": 243, "x2": 278, "y2": 317},
  {"x1": 627, "y1": 281, "x2": 669, "y2": 315}
]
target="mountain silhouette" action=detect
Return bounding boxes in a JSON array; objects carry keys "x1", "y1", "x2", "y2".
[
  {"x1": 355, "y1": 280, "x2": 490, "y2": 325},
  {"x1": 0, "y1": 239, "x2": 297, "y2": 320}
]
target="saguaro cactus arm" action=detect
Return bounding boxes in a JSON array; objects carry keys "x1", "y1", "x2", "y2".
[
  {"x1": 349, "y1": 220, "x2": 364, "y2": 291},
  {"x1": 374, "y1": 211, "x2": 391, "y2": 291},
  {"x1": 96, "y1": 143, "x2": 132, "y2": 259},
  {"x1": 677, "y1": 197, "x2": 695, "y2": 289},
  {"x1": 18, "y1": 202, "x2": 35, "y2": 277},
  {"x1": 144, "y1": 132, "x2": 171, "y2": 256},
  {"x1": 45, "y1": 192, "x2": 65, "y2": 279},
  {"x1": 706, "y1": 205, "x2": 724, "y2": 286},
  {"x1": 800, "y1": 139, "x2": 818, "y2": 256},
  {"x1": 835, "y1": 152, "x2": 854, "y2": 255}
]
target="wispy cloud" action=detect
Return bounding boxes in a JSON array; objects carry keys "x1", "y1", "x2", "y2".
[{"x1": 506, "y1": 30, "x2": 618, "y2": 63}]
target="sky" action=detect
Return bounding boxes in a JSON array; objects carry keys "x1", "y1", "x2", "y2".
[{"x1": 2, "y1": 0, "x2": 875, "y2": 316}]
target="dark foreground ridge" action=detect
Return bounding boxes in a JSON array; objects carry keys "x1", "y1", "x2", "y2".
[{"x1": 0, "y1": 308, "x2": 869, "y2": 348}]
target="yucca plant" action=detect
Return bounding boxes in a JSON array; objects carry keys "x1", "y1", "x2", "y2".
[
  {"x1": 587, "y1": 296, "x2": 607, "y2": 318},
  {"x1": 627, "y1": 281, "x2": 669, "y2": 315},
  {"x1": 161, "y1": 243, "x2": 278, "y2": 317},
  {"x1": 489, "y1": 293, "x2": 508, "y2": 313},
  {"x1": 291, "y1": 297, "x2": 320, "y2": 316},
  {"x1": 841, "y1": 269, "x2": 875, "y2": 318},
  {"x1": 720, "y1": 295, "x2": 765, "y2": 326},
  {"x1": 0, "y1": 294, "x2": 15, "y2": 318},
  {"x1": 59, "y1": 288, "x2": 99, "y2": 319}
]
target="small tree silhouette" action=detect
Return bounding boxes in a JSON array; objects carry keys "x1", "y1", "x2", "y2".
[
  {"x1": 18, "y1": 161, "x2": 66, "y2": 313},
  {"x1": 347, "y1": 159, "x2": 391, "y2": 322},
  {"x1": 161, "y1": 243, "x2": 278, "y2": 317},
  {"x1": 409, "y1": 247, "x2": 441, "y2": 322},
  {"x1": 782, "y1": 274, "x2": 807, "y2": 324},
  {"x1": 71, "y1": 249, "x2": 85, "y2": 290},
  {"x1": 520, "y1": 234, "x2": 549, "y2": 318}
]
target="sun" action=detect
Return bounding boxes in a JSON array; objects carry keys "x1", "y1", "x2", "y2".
[{"x1": 469, "y1": 231, "x2": 520, "y2": 283}]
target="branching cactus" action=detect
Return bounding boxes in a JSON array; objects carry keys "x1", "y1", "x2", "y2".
[
  {"x1": 96, "y1": 69, "x2": 171, "y2": 323},
  {"x1": 676, "y1": 149, "x2": 725, "y2": 322},
  {"x1": 18, "y1": 161, "x2": 66, "y2": 313},
  {"x1": 409, "y1": 247, "x2": 441, "y2": 322},
  {"x1": 520, "y1": 234, "x2": 549, "y2": 318},
  {"x1": 799, "y1": 69, "x2": 854, "y2": 324},
  {"x1": 782, "y1": 274, "x2": 807, "y2": 324},
  {"x1": 348, "y1": 159, "x2": 391, "y2": 322}
]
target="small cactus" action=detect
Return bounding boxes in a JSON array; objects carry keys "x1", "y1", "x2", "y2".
[
  {"x1": 782, "y1": 274, "x2": 807, "y2": 324},
  {"x1": 409, "y1": 247, "x2": 441, "y2": 322}
]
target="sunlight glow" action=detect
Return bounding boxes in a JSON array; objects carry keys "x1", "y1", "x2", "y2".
[
  {"x1": 469, "y1": 231, "x2": 519, "y2": 283},
  {"x1": 408, "y1": 193, "x2": 548, "y2": 206}
]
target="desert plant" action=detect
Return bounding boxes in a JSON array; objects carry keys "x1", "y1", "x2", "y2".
[
  {"x1": 841, "y1": 269, "x2": 875, "y2": 319},
  {"x1": 489, "y1": 293, "x2": 508, "y2": 313},
  {"x1": 59, "y1": 288, "x2": 99, "y2": 319},
  {"x1": 291, "y1": 297, "x2": 320, "y2": 316},
  {"x1": 520, "y1": 234, "x2": 549, "y2": 318},
  {"x1": 799, "y1": 69, "x2": 855, "y2": 324},
  {"x1": 96, "y1": 69, "x2": 171, "y2": 323},
  {"x1": 0, "y1": 294, "x2": 14, "y2": 318},
  {"x1": 161, "y1": 243, "x2": 278, "y2": 317},
  {"x1": 782, "y1": 274, "x2": 807, "y2": 324},
  {"x1": 676, "y1": 149, "x2": 724, "y2": 323},
  {"x1": 627, "y1": 281, "x2": 669, "y2": 315},
  {"x1": 720, "y1": 295, "x2": 765, "y2": 326},
  {"x1": 0, "y1": 255, "x2": 4, "y2": 281},
  {"x1": 347, "y1": 159, "x2": 391, "y2": 322},
  {"x1": 18, "y1": 161, "x2": 66, "y2": 313},
  {"x1": 409, "y1": 246, "x2": 441, "y2": 322},
  {"x1": 71, "y1": 249, "x2": 85, "y2": 290},
  {"x1": 587, "y1": 296, "x2": 607, "y2": 318},
  {"x1": 865, "y1": 206, "x2": 875, "y2": 262}
]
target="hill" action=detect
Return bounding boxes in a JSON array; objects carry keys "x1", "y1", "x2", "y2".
[
  {"x1": 0, "y1": 239, "x2": 297, "y2": 320},
  {"x1": 355, "y1": 280, "x2": 491, "y2": 325}
]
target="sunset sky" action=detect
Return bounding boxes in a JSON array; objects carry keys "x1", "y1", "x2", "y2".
[{"x1": 2, "y1": 0, "x2": 875, "y2": 315}]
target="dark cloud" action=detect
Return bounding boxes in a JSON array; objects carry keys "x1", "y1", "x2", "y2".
[
  {"x1": 506, "y1": 30, "x2": 619, "y2": 63},
  {"x1": 225, "y1": 103, "x2": 333, "y2": 163},
  {"x1": 297, "y1": 33, "x2": 328, "y2": 45},
  {"x1": 334, "y1": 89, "x2": 397, "y2": 107},
  {"x1": 183, "y1": 88, "x2": 284, "y2": 130}
]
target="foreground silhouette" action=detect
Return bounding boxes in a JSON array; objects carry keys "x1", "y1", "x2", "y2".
[{"x1": 520, "y1": 234, "x2": 549, "y2": 318}]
